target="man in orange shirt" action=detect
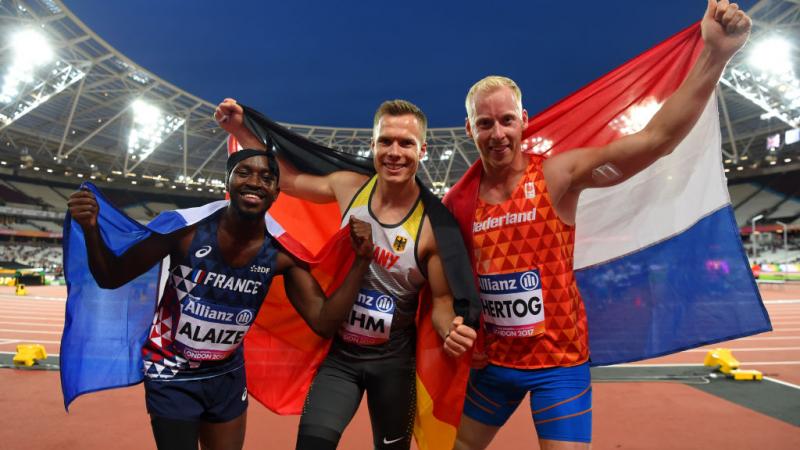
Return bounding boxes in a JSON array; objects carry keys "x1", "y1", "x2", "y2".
[{"x1": 445, "y1": 1, "x2": 751, "y2": 448}]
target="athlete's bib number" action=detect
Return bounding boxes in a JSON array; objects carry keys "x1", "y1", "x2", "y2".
[
  {"x1": 174, "y1": 296, "x2": 254, "y2": 361},
  {"x1": 340, "y1": 288, "x2": 396, "y2": 346},
  {"x1": 479, "y1": 270, "x2": 545, "y2": 338}
]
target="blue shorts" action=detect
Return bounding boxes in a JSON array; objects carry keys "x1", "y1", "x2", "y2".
[
  {"x1": 463, "y1": 362, "x2": 592, "y2": 443},
  {"x1": 143, "y1": 365, "x2": 248, "y2": 423}
]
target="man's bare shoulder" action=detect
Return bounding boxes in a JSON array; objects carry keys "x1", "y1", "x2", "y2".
[
  {"x1": 417, "y1": 215, "x2": 438, "y2": 261},
  {"x1": 330, "y1": 170, "x2": 370, "y2": 188},
  {"x1": 329, "y1": 170, "x2": 370, "y2": 211}
]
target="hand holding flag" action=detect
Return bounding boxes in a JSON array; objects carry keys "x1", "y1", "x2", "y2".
[
  {"x1": 67, "y1": 189, "x2": 99, "y2": 229},
  {"x1": 348, "y1": 216, "x2": 373, "y2": 259},
  {"x1": 702, "y1": 0, "x2": 751, "y2": 60},
  {"x1": 443, "y1": 316, "x2": 477, "y2": 358}
]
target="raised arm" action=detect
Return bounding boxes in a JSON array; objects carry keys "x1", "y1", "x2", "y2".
[
  {"x1": 215, "y1": 98, "x2": 366, "y2": 207},
  {"x1": 277, "y1": 216, "x2": 373, "y2": 338},
  {"x1": 545, "y1": 0, "x2": 751, "y2": 223},
  {"x1": 67, "y1": 189, "x2": 184, "y2": 289},
  {"x1": 421, "y1": 219, "x2": 477, "y2": 358}
]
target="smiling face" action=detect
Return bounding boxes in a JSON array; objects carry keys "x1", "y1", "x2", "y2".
[
  {"x1": 466, "y1": 86, "x2": 528, "y2": 174},
  {"x1": 226, "y1": 155, "x2": 279, "y2": 220},
  {"x1": 371, "y1": 113, "x2": 427, "y2": 184}
]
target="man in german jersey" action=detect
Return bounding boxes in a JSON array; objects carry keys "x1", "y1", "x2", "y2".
[
  {"x1": 216, "y1": 99, "x2": 477, "y2": 449},
  {"x1": 67, "y1": 149, "x2": 374, "y2": 450},
  {"x1": 446, "y1": 1, "x2": 751, "y2": 448}
]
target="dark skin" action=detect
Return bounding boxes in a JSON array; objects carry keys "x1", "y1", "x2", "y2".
[{"x1": 68, "y1": 155, "x2": 373, "y2": 450}]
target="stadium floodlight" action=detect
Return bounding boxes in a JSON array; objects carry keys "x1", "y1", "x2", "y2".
[
  {"x1": 0, "y1": 29, "x2": 53, "y2": 103},
  {"x1": 721, "y1": 34, "x2": 800, "y2": 128},
  {"x1": 439, "y1": 149, "x2": 453, "y2": 161},
  {"x1": 0, "y1": 29, "x2": 87, "y2": 129},
  {"x1": 749, "y1": 37, "x2": 792, "y2": 75},
  {"x1": 127, "y1": 100, "x2": 184, "y2": 164}
]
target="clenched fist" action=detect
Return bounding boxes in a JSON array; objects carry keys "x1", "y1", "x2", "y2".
[
  {"x1": 67, "y1": 189, "x2": 99, "y2": 230},
  {"x1": 349, "y1": 216, "x2": 374, "y2": 260},
  {"x1": 444, "y1": 316, "x2": 477, "y2": 358}
]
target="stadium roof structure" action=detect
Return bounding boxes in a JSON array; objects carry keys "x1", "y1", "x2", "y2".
[{"x1": 0, "y1": 0, "x2": 798, "y2": 196}]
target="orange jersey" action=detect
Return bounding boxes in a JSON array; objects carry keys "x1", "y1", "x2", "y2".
[{"x1": 473, "y1": 155, "x2": 589, "y2": 369}]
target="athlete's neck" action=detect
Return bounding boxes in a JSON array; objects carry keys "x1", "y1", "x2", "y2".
[
  {"x1": 371, "y1": 177, "x2": 420, "y2": 222},
  {"x1": 220, "y1": 207, "x2": 265, "y2": 242},
  {"x1": 479, "y1": 150, "x2": 528, "y2": 204}
]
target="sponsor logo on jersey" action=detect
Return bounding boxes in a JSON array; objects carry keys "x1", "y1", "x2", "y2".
[
  {"x1": 195, "y1": 245, "x2": 212, "y2": 258},
  {"x1": 473, "y1": 208, "x2": 537, "y2": 233},
  {"x1": 340, "y1": 289, "x2": 396, "y2": 345},
  {"x1": 478, "y1": 270, "x2": 545, "y2": 338},
  {"x1": 250, "y1": 265, "x2": 270, "y2": 274},
  {"x1": 174, "y1": 298, "x2": 255, "y2": 360}
]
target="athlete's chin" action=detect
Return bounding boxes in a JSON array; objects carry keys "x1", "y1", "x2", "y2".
[
  {"x1": 231, "y1": 200, "x2": 269, "y2": 220},
  {"x1": 379, "y1": 168, "x2": 415, "y2": 184}
]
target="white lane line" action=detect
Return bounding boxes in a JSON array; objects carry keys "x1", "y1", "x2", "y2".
[
  {"x1": 764, "y1": 300, "x2": 800, "y2": 304},
  {"x1": 0, "y1": 329, "x2": 61, "y2": 335},
  {"x1": 0, "y1": 350, "x2": 60, "y2": 357},
  {"x1": 0, "y1": 305, "x2": 65, "y2": 310},
  {"x1": 764, "y1": 376, "x2": 800, "y2": 390},
  {"x1": 731, "y1": 336, "x2": 800, "y2": 341},
  {"x1": 0, "y1": 314, "x2": 65, "y2": 319},
  {"x1": 0, "y1": 339, "x2": 60, "y2": 345},
  {"x1": 0, "y1": 295, "x2": 65, "y2": 302},
  {"x1": 0, "y1": 311, "x2": 63, "y2": 315},
  {"x1": 0, "y1": 321, "x2": 62, "y2": 327},
  {"x1": 621, "y1": 361, "x2": 800, "y2": 366},
  {"x1": 0, "y1": 339, "x2": 20, "y2": 345},
  {"x1": 685, "y1": 347, "x2": 800, "y2": 352}
]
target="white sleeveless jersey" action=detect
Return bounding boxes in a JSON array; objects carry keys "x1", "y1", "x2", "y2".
[{"x1": 338, "y1": 175, "x2": 426, "y2": 351}]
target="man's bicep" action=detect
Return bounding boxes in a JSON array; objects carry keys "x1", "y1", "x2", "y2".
[
  {"x1": 426, "y1": 251, "x2": 454, "y2": 305},
  {"x1": 112, "y1": 230, "x2": 180, "y2": 282},
  {"x1": 563, "y1": 132, "x2": 657, "y2": 192}
]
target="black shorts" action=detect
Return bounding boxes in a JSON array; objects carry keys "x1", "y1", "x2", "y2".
[
  {"x1": 297, "y1": 350, "x2": 416, "y2": 449},
  {"x1": 143, "y1": 365, "x2": 248, "y2": 423}
]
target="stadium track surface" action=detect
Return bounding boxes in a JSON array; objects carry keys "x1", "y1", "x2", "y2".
[{"x1": 0, "y1": 285, "x2": 798, "y2": 449}]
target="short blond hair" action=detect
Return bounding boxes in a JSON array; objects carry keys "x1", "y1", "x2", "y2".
[
  {"x1": 373, "y1": 99, "x2": 427, "y2": 142},
  {"x1": 465, "y1": 76, "x2": 523, "y2": 126}
]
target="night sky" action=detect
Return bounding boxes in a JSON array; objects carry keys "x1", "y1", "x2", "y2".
[{"x1": 64, "y1": 0, "x2": 758, "y2": 128}]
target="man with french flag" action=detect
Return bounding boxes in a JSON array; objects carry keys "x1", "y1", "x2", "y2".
[{"x1": 447, "y1": 1, "x2": 770, "y2": 449}]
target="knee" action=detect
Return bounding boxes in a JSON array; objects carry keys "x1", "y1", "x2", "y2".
[{"x1": 296, "y1": 425, "x2": 340, "y2": 450}]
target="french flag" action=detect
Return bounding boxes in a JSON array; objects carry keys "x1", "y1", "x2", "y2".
[{"x1": 60, "y1": 183, "x2": 345, "y2": 409}]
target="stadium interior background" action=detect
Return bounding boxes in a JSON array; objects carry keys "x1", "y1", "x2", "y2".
[
  {"x1": 2, "y1": 0, "x2": 799, "y2": 288},
  {"x1": 1, "y1": 1, "x2": 799, "y2": 448}
]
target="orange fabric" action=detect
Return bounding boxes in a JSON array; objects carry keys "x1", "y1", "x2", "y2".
[{"x1": 473, "y1": 155, "x2": 588, "y2": 369}]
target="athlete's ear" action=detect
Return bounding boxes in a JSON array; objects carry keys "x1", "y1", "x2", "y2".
[
  {"x1": 521, "y1": 109, "x2": 528, "y2": 127},
  {"x1": 465, "y1": 117, "x2": 473, "y2": 140},
  {"x1": 419, "y1": 142, "x2": 427, "y2": 160}
]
